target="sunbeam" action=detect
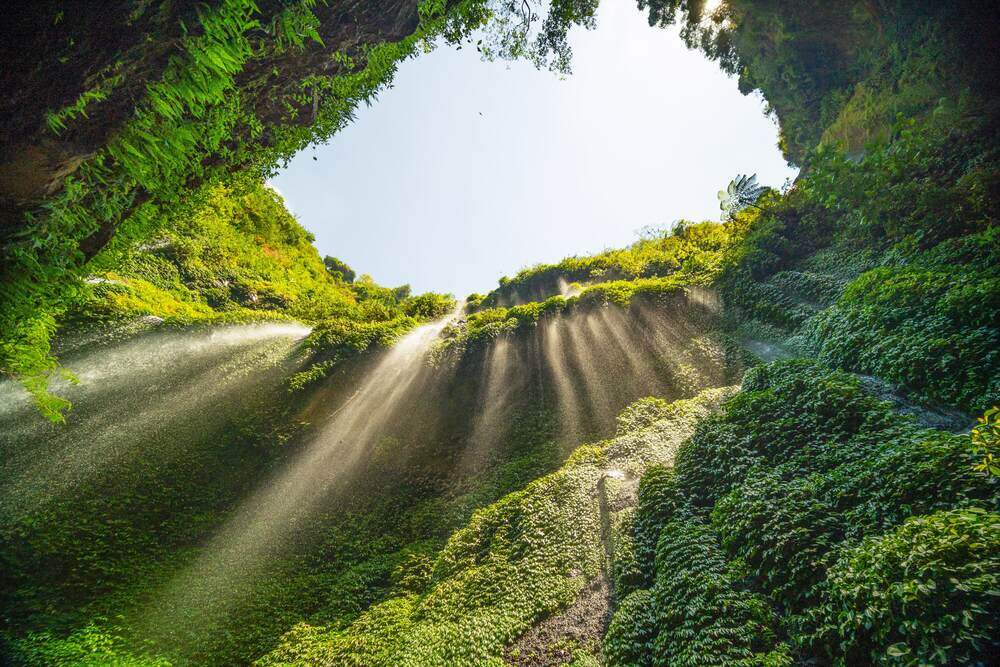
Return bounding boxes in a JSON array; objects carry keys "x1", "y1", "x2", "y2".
[
  {"x1": 140, "y1": 315, "x2": 457, "y2": 641},
  {"x1": 0, "y1": 323, "x2": 310, "y2": 518}
]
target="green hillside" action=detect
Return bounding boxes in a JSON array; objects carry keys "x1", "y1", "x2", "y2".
[{"x1": 0, "y1": 1, "x2": 998, "y2": 666}]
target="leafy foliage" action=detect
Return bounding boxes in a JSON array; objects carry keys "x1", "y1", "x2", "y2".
[
  {"x1": 647, "y1": 520, "x2": 790, "y2": 666},
  {"x1": 817, "y1": 508, "x2": 999, "y2": 665},
  {"x1": 632, "y1": 466, "x2": 687, "y2": 585},
  {"x1": 0, "y1": 0, "x2": 491, "y2": 418},
  {"x1": 75, "y1": 183, "x2": 357, "y2": 324},
  {"x1": 480, "y1": 220, "x2": 738, "y2": 310},
  {"x1": 475, "y1": 0, "x2": 599, "y2": 74},
  {"x1": 614, "y1": 360, "x2": 1000, "y2": 664},
  {"x1": 796, "y1": 251, "x2": 999, "y2": 412},
  {"x1": 5, "y1": 624, "x2": 170, "y2": 667},
  {"x1": 637, "y1": 1, "x2": 998, "y2": 163},
  {"x1": 721, "y1": 100, "x2": 999, "y2": 413},
  {"x1": 323, "y1": 256, "x2": 356, "y2": 283},
  {"x1": 603, "y1": 588, "x2": 657, "y2": 667},
  {"x1": 972, "y1": 407, "x2": 1000, "y2": 477},
  {"x1": 258, "y1": 389, "x2": 730, "y2": 666},
  {"x1": 2, "y1": 1, "x2": 999, "y2": 665}
]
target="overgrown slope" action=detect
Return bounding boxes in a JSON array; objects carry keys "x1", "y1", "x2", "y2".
[
  {"x1": 74, "y1": 183, "x2": 356, "y2": 325},
  {"x1": 606, "y1": 361, "x2": 998, "y2": 665},
  {"x1": 257, "y1": 389, "x2": 734, "y2": 666},
  {"x1": 1, "y1": 1, "x2": 998, "y2": 666}
]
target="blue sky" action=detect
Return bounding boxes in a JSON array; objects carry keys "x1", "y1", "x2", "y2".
[{"x1": 271, "y1": 2, "x2": 797, "y2": 298}]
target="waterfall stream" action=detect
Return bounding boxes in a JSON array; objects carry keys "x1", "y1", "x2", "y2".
[
  {"x1": 139, "y1": 314, "x2": 458, "y2": 637},
  {"x1": 0, "y1": 322, "x2": 310, "y2": 519}
]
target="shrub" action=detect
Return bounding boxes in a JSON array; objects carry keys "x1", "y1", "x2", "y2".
[
  {"x1": 649, "y1": 520, "x2": 789, "y2": 667},
  {"x1": 604, "y1": 589, "x2": 656, "y2": 667},
  {"x1": 629, "y1": 359, "x2": 999, "y2": 663},
  {"x1": 816, "y1": 508, "x2": 1000, "y2": 665},
  {"x1": 324, "y1": 255, "x2": 356, "y2": 283},
  {"x1": 7, "y1": 624, "x2": 171, "y2": 667},
  {"x1": 797, "y1": 254, "x2": 1000, "y2": 412},
  {"x1": 615, "y1": 397, "x2": 672, "y2": 436},
  {"x1": 632, "y1": 466, "x2": 688, "y2": 582}
]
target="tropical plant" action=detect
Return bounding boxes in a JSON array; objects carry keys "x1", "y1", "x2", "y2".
[{"x1": 718, "y1": 173, "x2": 768, "y2": 221}]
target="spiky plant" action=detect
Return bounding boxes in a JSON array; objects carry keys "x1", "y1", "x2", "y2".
[{"x1": 718, "y1": 173, "x2": 768, "y2": 221}]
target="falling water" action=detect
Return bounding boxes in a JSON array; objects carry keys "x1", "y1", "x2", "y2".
[
  {"x1": 557, "y1": 277, "x2": 582, "y2": 298},
  {"x1": 460, "y1": 337, "x2": 524, "y2": 474},
  {"x1": 517, "y1": 298, "x2": 736, "y2": 444},
  {"x1": 0, "y1": 299, "x2": 741, "y2": 661},
  {"x1": 142, "y1": 314, "x2": 457, "y2": 638},
  {"x1": 0, "y1": 322, "x2": 310, "y2": 518},
  {"x1": 540, "y1": 315, "x2": 587, "y2": 441}
]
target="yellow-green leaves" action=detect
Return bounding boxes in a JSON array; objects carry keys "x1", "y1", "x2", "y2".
[{"x1": 971, "y1": 406, "x2": 1000, "y2": 477}]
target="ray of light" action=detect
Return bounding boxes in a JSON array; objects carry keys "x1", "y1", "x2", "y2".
[
  {"x1": 140, "y1": 315, "x2": 457, "y2": 637},
  {"x1": 0, "y1": 323, "x2": 310, "y2": 518},
  {"x1": 459, "y1": 336, "x2": 521, "y2": 475}
]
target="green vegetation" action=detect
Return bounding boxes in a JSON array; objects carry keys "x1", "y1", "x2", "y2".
[
  {"x1": 257, "y1": 388, "x2": 731, "y2": 666},
  {"x1": 0, "y1": 0, "x2": 495, "y2": 419},
  {"x1": 0, "y1": 0, "x2": 613, "y2": 422},
  {"x1": 0, "y1": 343, "x2": 564, "y2": 666},
  {"x1": 717, "y1": 173, "x2": 768, "y2": 222},
  {"x1": 323, "y1": 256, "x2": 356, "y2": 283},
  {"x1": 75, "y1": 183, "x2": 356, "y2": 325},
  {"x1": 289, "y1": 284, "x2": 454, "y2": 391},
  {"x1": 6, "y1": 625, "x2": 171, "y2": 667},
  {"x1": 66, "y1": 181, "x2": 456, "y2": 392},
  {"x1": 1, "y1": 0, "x2": 998, "y2": 665},
  {"x1": 720, "y1": 102, "x2": 999, "y2": 412},
  {"x1": 638, "y1": 1, "x2": 997, "y2": 164},
  {"x1": 479, "y1": 220, "x2": 736, "y2": 309},
  {"x1": 607, "y1": 361, "x2": 999, "y2": 665},
  {"x1": 972, "y1": 407, "x2": 1000, "y2": 477}
]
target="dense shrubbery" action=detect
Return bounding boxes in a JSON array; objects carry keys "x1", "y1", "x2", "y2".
[
  {"x1": 2, "y1": 1, "x2": 998, "y2": 664},
  {"x1": 480, "y1": 221, "x2": 736, "y2": 309},
  {"x1": 631, "y1": 466, "x2": 686, "y2": 585},
  {"x1": 639, "y1": 1, "x2": 997, "y2": 164},
  {"x1": 441, "y1": 281, "x2": 720, "y2": 355},
  {"x1": 76, "y1": 183, "x2": 457, "y2": 331},
  {"x1": 74, "y1": 184, "x2": 356, "y2": 325},
  {"x1": 603, "y1": 588, "x2": 656, "y2": 667},
  {"x1": 796, "y1": 228, "x2": 1000, "y2": 412},
  {"x1": 289, "y1": 282, "x2": 454, "y2": 390},
  {"x1": 609, "y1": 360, "x2": 1000, "y2": 664},
  {"x1": 259, "y1": 389, "x2": 730, "y2": 666},
  {"x1": 259, "y1": 447, "x2": 608, "y2": 666},
  {"x1": 648, "y1": 520, "x2": 789, "y2": 666},
  {"x1": 816, "y1": 508, "x2": 999, "y2": 665},
  {"x1": 719, "y1": 99, "x2": 999, "y2": 412},
  {"x1": 288, "y1": 317, "x2": 419, "y2": 391},
  {"x1": 5, "y1": 624, "x2": 170, "y2": 667}
]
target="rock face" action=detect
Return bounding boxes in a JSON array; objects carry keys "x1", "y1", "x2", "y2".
[{"x1": 0, "y1": 0, "x2": 419, "y2": 236}]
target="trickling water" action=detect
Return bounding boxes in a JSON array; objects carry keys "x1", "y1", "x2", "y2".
[
  {"x1": 0, "y1": 322, "x2": 310, "y2": 518},
  {"x1": 557, "y1": 277, "x2": 582, "y2": 298},
  {"x1": 142, "y1": 314, "x2": 457, "y2": 635},
  {"x1": 461, "y1": 337, "x2": 523, "y2": 474},
  {"x1": 540, "y1": 316, "x2": 586, "y2": 441},
  {"x1": 562, "y1": 314, "x2": 619, "y2": 427}
]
